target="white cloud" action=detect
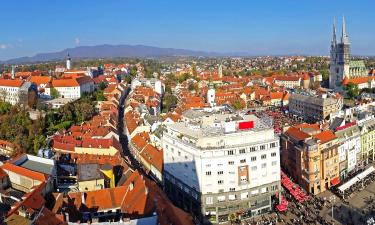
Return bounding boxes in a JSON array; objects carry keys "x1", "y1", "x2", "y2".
[
  {"x1": 75, "y1": 37, "x2": 80, "y2": 46},
  {"x1": 0, "y1": 44, "x2": 8, "y2": 49}
]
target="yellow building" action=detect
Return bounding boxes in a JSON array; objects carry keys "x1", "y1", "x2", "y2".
[
  {"x1": 360, "y1": 119, "x2": 375, "y2": 165},
  {"x1": 281, "y1": 124, "x2": 340, "y2": 195},
  {"x1": 77, "y1": 164, "x2": 105, "y2": 192}
]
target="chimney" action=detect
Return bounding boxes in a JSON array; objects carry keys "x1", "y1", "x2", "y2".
[
  {"x1": 129, "y1": 181, "x2": 134, "y2": 191},
  {"x1": 64, "y1": 212, "x2": 69, "y2": 222},
  {"x1": 81, "y1": 192, "x2": 86, "y2": 204}
]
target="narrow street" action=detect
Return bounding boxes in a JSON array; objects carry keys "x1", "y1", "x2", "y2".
[{"x1": 117, "y1": 86, "x2": 144, "y2": 172}]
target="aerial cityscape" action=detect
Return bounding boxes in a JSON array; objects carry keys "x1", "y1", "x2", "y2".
[{"x1": 1, "y1": 1, "x2": 375, "y2": 225}]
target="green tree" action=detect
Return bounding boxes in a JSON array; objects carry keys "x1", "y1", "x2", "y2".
[
  {"x1": 33, "y1": 134, "x2": 46, "y2": 154},
  {"x1": 177, "y1": 73, "x2": 191, "y2": 83},
  {"x1": 50, "y1": 88, "x2": 59, "y2": 99},
  {"x1": 192, "y1": 64, "x2": 197, "y2": 77},
  {"x1": 0, "y1": 101, "x2": 11, "y2": 115},
  {"x1": 162, "y1": 94, "x2": 178, "y2": 113},
  {"x1": 345, "y1": 82, "x2": 359, "y2": 99},
  {"x1": 233, "y1": 100, "x2": 245, "y2": 110}
]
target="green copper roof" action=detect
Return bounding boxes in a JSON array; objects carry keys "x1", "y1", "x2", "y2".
[{"x1": 349, "y1": 60, "x2": 366, "y2": 68}]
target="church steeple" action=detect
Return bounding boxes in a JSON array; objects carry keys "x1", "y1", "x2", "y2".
[
  {"x1": 331, "y1": 18, "x2": 337, "y2": 47},
  {"x1": 341, "y1": 16, "x2": 349, "y2": 44}
]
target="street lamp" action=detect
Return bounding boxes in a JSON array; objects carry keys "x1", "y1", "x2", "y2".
[{"x1": 330, "y1": 195, "x2": 336, "y2": 224}]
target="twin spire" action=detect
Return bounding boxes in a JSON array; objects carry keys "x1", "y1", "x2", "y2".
[{"x1": 332, "y1": 16, "x2": 349, "y2": 46}]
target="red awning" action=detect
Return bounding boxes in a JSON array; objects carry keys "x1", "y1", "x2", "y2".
[{"x1": 330, "y1": 177, "x2": 340, "y2": 186}]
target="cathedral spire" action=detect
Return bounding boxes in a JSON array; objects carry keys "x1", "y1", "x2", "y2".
[
  {"x1": 331, "y1": 18, "x2": 337, "y2": 47},
  {"x1": 341, "y1": 16, "x2": 349, "y2": 44}
]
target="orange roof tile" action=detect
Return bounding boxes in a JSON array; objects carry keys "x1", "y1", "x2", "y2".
[
  {"x1": 1, "y1": 163, "x2": 47, "y2": 182},
  {"x1": 313, "y1": 130, "x2": 336, "y2": 144},
  {"x1": 0, "y1": 79, "x2": 24, "y2": 87},
  {"x1": 29, "y1": 76, "x2": 51, "y2": 86},
  {"x1": 285, "y1": 126, "x2": 310, "y2": 141}
]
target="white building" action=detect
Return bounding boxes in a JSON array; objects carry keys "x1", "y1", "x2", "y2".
[
  {"x1": 207, "y1": 84, "x2": 216, "y2": 107},
  {"x1": 334, "y1": 123, "x2": 361, "y2": 179},
  {"x1": 50, "y1": 76, "x2": 94, "y2": 99},
  {"x1": 0, "y1": 79, "x2": 37, "y2": 105},
  {"x1": 0, "y1": 79, "x2": 24, "y2": 105},
  {"x1": 162, "y1": 109, "x2": 281, "y2": 223}
]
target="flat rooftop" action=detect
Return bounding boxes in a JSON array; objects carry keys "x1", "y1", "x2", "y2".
[
  {"x1": 167, "y1": 113, "x2": 273, "y2": 139},
  {"x1": 77, "y1": 164, "x2": 103, "y2": 182},
  {"x1": 19, "y1": 159, "x2": 54, "y2": 175}
]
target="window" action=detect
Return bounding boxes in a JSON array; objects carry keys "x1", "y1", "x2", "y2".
[
  {"x1": 229, "y1": 171, "x2": 235, "y2": 175},
  {"x1": 228, "y1": 150, "x2": 234, "y2": 155},
  {"x1": 218, "y1": 180, "x2": 224, "y2": 184},
  {"x1": 178, "y1": 151, "x2": 181, "y2": 156},
  {"x1": 218, "y1": 196, "x2": 226, "y2": 202},
  {"x1": 206, "y1": 197, "x2": 213, "y2": 205},
  {"x1": 261, "y1": 154, "x2": 267, "y2": 159},
  {"x1": 165, "y1": 144, "x2": 169, "y2": 149},
  {"x1": 250, "y1": 147, "x2": 256, "y2": 152},
  {"x1": 228, "y1": 194, "x2": 236, "y2": 200},
  {"x1": 241, "y1": 192, "x2": 248, "y2": 199},
  {"x1": 271, "y1": 161, "x2": 277, "y2": 166},
  {"x1": 239, "y1": 149, "x2": 246, "y2": 154},
  {"x1": 240, "y1": 159, "x2": 246, "y2": 163},
  {"x1": 251, "y1": 166, "x2": 257, "y2": 171},
  {"x1": 229, "y1": 188, "x2": 236, "y2": 191},
  {"x1": 260, "y1": 145, "x2": 266, "y2": 150},
  {"x1": 228, "y1": 161, "x2": 234, "y2": 165},
  {"x1": 271, "y1": 152, "x2": 277, "y2": 157},
  {"x1": 218, "y1": 171, "x2": 224, "y2": 175},
  {"x1": 251, "y1": 156, "x2": 257, "y2": 161},
  {"x1": 206, "y1": 164, "x2": 211, "y2": 167},
  {"x1": 261, "y1": 163, "x2": 266, "y2": 168},
  {"x1": 206, "y1": 171, "x2": 211, "y2": 176},
  {"x1": 270, "y1": 142, "x2": 277, "y2": 148}
]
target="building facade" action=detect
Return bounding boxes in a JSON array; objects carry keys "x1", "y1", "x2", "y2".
[
  {"x1": 281, "y1": 124, "x2": 340, "y2": 195},
  {"x1": 288, "y1": 93, "x2": 343, "y2": 122},
  {"x1": 162, "y1": 111, "x2": 281, "y2": 223},
  {"x1": 0, "y1": 79, "x2": 37, "y2": 106},
  {"x1": 359, "y1": 118, "x2": 375, "y2": 165},
  {"x1": 51, "y1": 76, "x2": 94, "y2": 99},
  {"x1": 334, "y1": 124, "x2": 361, "y2": 179}
]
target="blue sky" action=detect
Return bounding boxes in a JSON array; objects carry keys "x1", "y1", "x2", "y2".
[{"x1": 0, "y1": 0, "x2": 374, "y2": 60}]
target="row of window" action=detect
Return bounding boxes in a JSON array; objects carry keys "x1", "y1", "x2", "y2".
[
  {"x1": 226, "y1": 142, "x2": 278, "y2": 156},
  {"x1": 205, "y1": 185, "x2": 278, "y2": 204},
  {"x1": 205, "y1": 152, "x2": 277, "y2": 168}
]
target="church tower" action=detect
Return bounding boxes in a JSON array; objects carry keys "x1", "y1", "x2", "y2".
[
  {"x1": 66, "y1": 53, "x2": 72, "y2": 70},
  {"x1": 329, "y1": 17, "x2": 350, "y2": 90}
]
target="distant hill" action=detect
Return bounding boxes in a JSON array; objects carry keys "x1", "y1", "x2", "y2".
[{"x1": 2, "y1": 44, "x2": 237, "y2": 64}]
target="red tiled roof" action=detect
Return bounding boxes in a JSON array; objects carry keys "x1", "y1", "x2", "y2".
[
  {"x1": 1, "y1": 163, "x2": 47, "y2": 182},
  {"x1": 342, "y1": 76, "x2": 375, "y2": 85},
  {"x1": 52, "y1": 76, "x2": 93, "y2": 87},
  {"x1": 29, "y1": 76, "x2": 51, "y2": 86},
  {"x1": 275, "y1": 76, "x2": 301, "y2": 82},
  {"x1": 35, "y1": 208, "x2": 66, "y2": 225},
  {"x1": 285, "y1": 126, "x2": 310, "y2": 141},
  {"x1": 0, "y1": 79, "x2": 24, "y2": 87},
  {"x1": 141, "y1": 145, "x2": 163, "y2": 172},
  {"x1": 313, "y1": 130, "x2": 336, "y2": 144}
]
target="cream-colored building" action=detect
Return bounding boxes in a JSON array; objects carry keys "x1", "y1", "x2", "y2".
[
  {"x1": 281, "y1": 124, "x2": 340, "y2": 195},
  {"x1": 289, "y1": 93, "x2": 343, "y2": 122}
]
